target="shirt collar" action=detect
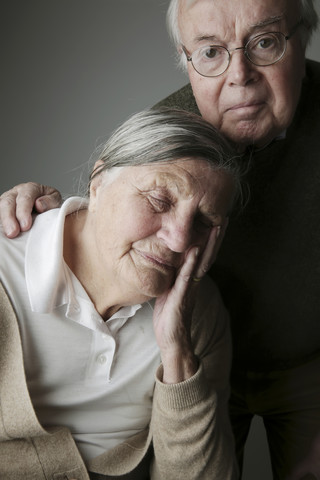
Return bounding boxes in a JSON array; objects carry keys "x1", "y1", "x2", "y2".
[{"x1": 25, "y1": 197, "x2": 143, "y2": 328}]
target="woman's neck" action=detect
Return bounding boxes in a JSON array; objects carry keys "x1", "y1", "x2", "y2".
[{"x1": 63, "y1": 210, "x2": 149, "y2": 320}]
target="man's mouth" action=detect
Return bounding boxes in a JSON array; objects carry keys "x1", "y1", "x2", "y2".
[{"x1": 226, "y1": 101, "x2": 265, "y2": 116}]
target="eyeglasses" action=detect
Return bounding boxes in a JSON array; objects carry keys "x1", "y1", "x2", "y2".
[{"x1": 182, "y1": 20, "x2": 303, "y2": 78}]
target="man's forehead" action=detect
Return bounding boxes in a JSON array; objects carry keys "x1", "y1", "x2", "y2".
[
  {"x1": 179, "y1": 0, "x2": 296, "y2": 40},
  {"x1": 180, "y1": 0, "x2": 293, "y2": 9},
  {"x1": 180, "y1": 0, "x2": 293, "y2": 21}
]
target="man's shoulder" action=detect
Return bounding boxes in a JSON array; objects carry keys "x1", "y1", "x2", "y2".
[
  {"x1": 295, "y1": 58, "x2": 320, "y2": 126},
  {"x1": 304, "y1": 59, "x2": 320, "y2": 97},
  {"x1": 306, "y1": 58, "x2": 320, "y2": 82},
  {"x1": 154, "y1": 84, "x2": 200, "y2": 115}
]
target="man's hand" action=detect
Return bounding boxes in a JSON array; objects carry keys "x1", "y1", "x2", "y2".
[{"x1": 0, "y1": 182, "x2": 62, "y2": 238}]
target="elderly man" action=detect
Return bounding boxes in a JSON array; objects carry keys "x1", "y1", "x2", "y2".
[{"x1": 1, "y1": 1, "x2": 320, "y2": 479}]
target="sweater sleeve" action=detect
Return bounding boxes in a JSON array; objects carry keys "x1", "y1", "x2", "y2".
[{"x1": 150, "y1": 275, "x2": 238, "y2": 480}]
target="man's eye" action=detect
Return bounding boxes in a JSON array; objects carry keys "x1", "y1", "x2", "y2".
[
  {"x1": 259, "y1": 38, "x2": 274, "y2": 49},
  {"x1": 253, "y1": 34, "x2": 277, "y2": 50},
  {"x1": 203, "y1": 46, "x2": 219, "y2": 60}
]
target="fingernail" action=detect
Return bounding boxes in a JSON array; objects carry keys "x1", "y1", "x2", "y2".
[
  {"x1": 22, "y1": 217, "x2": 31, "y2": 228},
  {"x1": 216, "y1": 226, "x2": 221, "y2": 238},
  {"x1": 5, "y1": 222, "x2": 17, "y2": 237},
  {"x1": 5, "y1": 227, "x2": 15, "y2": 238}
]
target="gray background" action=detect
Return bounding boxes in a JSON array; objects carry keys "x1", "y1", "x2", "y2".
[
  {"x1": 2, "y1": 2, "x2": 320, "y2": 478},
  {"x1": 3, "y1": 1, "x2": 186, "y2": 195}
]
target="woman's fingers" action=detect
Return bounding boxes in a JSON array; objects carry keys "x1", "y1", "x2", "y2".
[{"x1": 193, "y1": 219, "x2": 229, "y2": 280}]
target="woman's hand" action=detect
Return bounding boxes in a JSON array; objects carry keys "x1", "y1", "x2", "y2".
[
  {"x1": 0, "y1": 183, "x2": 62, "y2": 238},
  {"x1": 153, "y1": 221, "x2": 228, "y2": 384}
]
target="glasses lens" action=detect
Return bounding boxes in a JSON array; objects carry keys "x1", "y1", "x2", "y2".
[
  {"x1": 192, "y1": 45, "x2": 229, "y2": 77},
  {"x1": 246, "y1": 32, "x2": 286, "y2": 66}
]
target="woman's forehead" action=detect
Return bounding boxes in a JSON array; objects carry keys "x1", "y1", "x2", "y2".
[
  {"x1": 97, "y1": 159, "x2": 235, "y2": 218},
  {"x1": 119, "y1": 159, "x2": 218, "y2": 194}
]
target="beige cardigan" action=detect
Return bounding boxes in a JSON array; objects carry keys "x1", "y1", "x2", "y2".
[{"x1": 0, "y1": 278, "x2": 237, "y2": 480}]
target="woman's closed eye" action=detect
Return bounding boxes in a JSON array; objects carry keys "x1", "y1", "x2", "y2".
[
  {"x1": 148, "y1": 194, "x2": 172, "y2": 213},
  {"x1": 194, "y1": 215, "x2": 214, "y2": 233}
]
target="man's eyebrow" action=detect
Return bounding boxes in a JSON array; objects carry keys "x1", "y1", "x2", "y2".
[
  {"x1": 249, "y1": 15, "x2": 284, "y2": 31},
  {"x1": 194, "y1": 34, "x2": 219, "y2": 44}
]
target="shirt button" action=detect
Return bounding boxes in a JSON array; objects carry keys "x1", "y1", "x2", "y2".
[{"x1": 97, "y1": 355, "x2": 107, "y2": 365}]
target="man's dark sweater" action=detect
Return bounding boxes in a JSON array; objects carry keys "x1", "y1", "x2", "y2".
[{"x1": 156, "y1": 59, "x2": 320, "y2": 372}]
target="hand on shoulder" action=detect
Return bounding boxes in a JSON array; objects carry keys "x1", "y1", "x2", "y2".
[{"x1": 0, "y1": 182, "x2": 62, "y2": 238}]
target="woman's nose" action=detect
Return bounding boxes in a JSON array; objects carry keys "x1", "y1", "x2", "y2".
[{"x1": 157, "y1": 216, "x2": 194, "y2": 253}]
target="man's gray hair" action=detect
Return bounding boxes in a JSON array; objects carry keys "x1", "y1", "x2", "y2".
[
  {"x1": 167, "y1": 0, "x2": 319, "y2": 70},
  {"x1": 90, "y1": 108, "x2": 244, "y2": 208},
  {"x1": 300, "y1": 0, "x2": 319, "y2": 46}
]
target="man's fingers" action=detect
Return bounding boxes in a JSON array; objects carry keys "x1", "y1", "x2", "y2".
[
  {"x1": 18, "y1": 182, "x2": 62, "y2": 215},
  {"x1": 34, "y1": 189, "x2": 63, "y2": 213},
  {"x1": 0, "y1": 182, "x2": 62, "y2": 238},
  {"x1": 0, "y1": 191, "x2": 24, "y2": 238},
  {"x1": 14, "y1": 183, "x2": 46, "y2": 232}
]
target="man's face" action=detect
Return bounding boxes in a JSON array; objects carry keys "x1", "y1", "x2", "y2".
[{"x1": 179, "y1": 0, "x2": 306, "y2": 148}]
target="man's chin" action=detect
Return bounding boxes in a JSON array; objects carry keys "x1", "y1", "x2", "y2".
[{"x1": 222, "y1": 124, "x2": 276, "y2": 151}]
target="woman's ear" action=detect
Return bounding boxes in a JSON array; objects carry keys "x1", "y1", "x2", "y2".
[
  {"x1": 90, "y1": 160, "x2": 105, "y2": 195},
  {"x1": 89, "y1": 160, "x2": 105, "y2": 211}
]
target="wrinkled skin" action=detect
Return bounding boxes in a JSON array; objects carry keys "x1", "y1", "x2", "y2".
[{"x1": 63, "y1": 159, "x2": 234, "y2": 383}]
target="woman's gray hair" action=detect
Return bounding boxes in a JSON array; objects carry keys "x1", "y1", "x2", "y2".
[
  {"x1": 90, "y1": 108, "x2": 245, "y2": 209},
  {"x1": 167, "y1": 0, "x2": 319, "y2": 71}
]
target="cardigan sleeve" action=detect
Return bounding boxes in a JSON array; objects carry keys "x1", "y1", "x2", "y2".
[{"x1": 149, "y1": 275, "x2": 238, "y2": 480}]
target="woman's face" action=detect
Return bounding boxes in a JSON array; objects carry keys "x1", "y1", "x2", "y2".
[{"x1": 88, "y1": 158, "x2": 235, "y2": 300}]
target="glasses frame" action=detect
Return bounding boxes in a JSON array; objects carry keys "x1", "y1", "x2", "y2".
[{"x1": 182, "y1": 19, "x2": 303, "y2": 78}]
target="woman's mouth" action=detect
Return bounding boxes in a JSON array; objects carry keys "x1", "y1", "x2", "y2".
[{"x1": 134, "y1": 249, "x2": 177, "y2": 272}]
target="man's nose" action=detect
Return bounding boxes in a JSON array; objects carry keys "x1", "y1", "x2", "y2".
[{"x1": 226, "y1": 48, "x2": 259, "y2": 86}]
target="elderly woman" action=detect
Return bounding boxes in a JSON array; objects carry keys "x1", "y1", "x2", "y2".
[{"x1": 0, "y1": 109, "x2": 241, "y2": 480}]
